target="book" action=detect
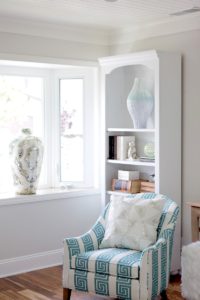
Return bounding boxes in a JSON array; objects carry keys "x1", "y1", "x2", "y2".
[
  {"x1": 139, "y1": 156, "x2": 155, "y2": 162},
  {"x1": 108, "y1": 136, "x2": 115, "y2": 159},
  {"x1": 111, "y1": 179, "x2": 141, "y2": 194},
  {"x1": 116, "y1": 136, "x2": 135, "y2": 160}
]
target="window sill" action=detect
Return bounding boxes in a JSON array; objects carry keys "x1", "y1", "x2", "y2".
[{"x1": 0, "y1": 187, "x2": 100, "y2": 206}]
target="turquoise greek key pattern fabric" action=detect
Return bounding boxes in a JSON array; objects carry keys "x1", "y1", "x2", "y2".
[
  {"x1": 117, "y1": 252, "x2": 141, "y2": 278},
  {"x1": 161, "y1": 241, "x2": 167, "y2": 291},
  {"x1": 169, "y1": 205, "x2": 179, "y2": 223},
  {"x1": 116, "y1": 276, "x2": 132, "y2": 299},
  {"x1": 157, "y1": 199, "x2": 173, "y2": 235},
  {"x1": 92, "y1": 221, "x2": 105, "y2": 246},
  {"x1": 82, "y1": 233, "x2": 95, "y2": 252},
  {"x1": 67, "y1": 269, "x2": 140, "y2": 300},
  {"x1": 94, "y1": 273, "x2": 109, "y2": 296},
  {"x1": 152, "y1": 248, "x2": 159, "y2": 298},
  {"x1": 65, "y1": 238, "x2": 80, "y2": 259},
  {"x1": 71, "y1": 248, "x2": 141, "y2": 279},
  {"x1": 74, "y1": 269, "x2": 88, "y2": 291}
]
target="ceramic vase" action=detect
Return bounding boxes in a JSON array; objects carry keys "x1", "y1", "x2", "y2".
[
  {"x1": 127, "y1": 77, "x2": 154, "y2": 128},
  {"x1": 9, "y1": 128, "x2": 44, "y2": 195},
  {"x1": 144, "y1": 142, "x2": 155, "y2": 159}
]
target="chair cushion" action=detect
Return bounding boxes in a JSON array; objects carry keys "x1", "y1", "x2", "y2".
[
  {"x1": 71, "y1": 248, "x2": 142, "y2": 279},
  {"x1": 100, "y1": 194, "x2": 165, "y2": 251}
]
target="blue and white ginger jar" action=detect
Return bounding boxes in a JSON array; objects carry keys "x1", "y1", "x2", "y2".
[{"x1": 9, "y1": 128, "x2": 44, "y2": 195}]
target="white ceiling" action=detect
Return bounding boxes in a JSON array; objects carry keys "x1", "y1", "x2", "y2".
[{"x1": 0, "y1": 0, "x2": 200, "y2": 31}]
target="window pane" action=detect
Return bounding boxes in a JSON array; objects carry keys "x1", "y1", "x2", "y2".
[
  {"x1": 0, "y1": 75, "x2": 44, "y2": 192},
  {"x1": 60, "y1": 79, "x2": 83, "y2": 182}
]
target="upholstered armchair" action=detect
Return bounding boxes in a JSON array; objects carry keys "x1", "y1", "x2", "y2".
[{"x1": 63, "y1": 193, "x2": 179, "y2": 300}]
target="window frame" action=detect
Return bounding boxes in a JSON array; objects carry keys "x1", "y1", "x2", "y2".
[
  {"x1": 0, "y1": 63, "x2": 99, "y2": 193},
  {"x1": 53, "y1": 67, "x2": 98, "y2": 189}
]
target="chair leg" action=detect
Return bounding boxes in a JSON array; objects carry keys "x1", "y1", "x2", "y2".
[
  {"x1": 160, "y1": 290, "x2": 168, "y2": 299},
  {"x1": 63, "y1": 288, "x2": 71, "y2": 300}
]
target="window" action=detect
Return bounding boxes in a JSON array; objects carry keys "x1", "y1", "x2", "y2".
[
  {"x1": 0, "y1": 63, "x2": 98, "y2": 194},
  {"x1": 60, "y1": 78, "x2": 84, "y2": 182}
]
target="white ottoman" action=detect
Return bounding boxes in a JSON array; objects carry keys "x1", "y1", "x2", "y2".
[{"x1": 181, "y1": 242, "x2": 200, "y2": 300}]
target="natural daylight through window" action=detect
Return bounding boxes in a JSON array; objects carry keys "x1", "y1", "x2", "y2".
[{"x1": 0, "y1": 62, "x2": 98, "y2": 194}]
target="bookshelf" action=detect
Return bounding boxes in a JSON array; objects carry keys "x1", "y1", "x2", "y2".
[
  {"x1": 107, "y1": 128, "x2": 155, "y2": 133},
  {"x1": 107, "y1": 159, "x2": 155, "y2": 167},
  {"x1": 99, "y1": 50, "x2": 181, "y2": 272}
]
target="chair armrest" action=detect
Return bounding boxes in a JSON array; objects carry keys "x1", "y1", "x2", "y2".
[
  {"x1": 64, "y1": 216, "x2": 105, "y2": 259},
  {"x1": 63, "y1": 216, "x2": 105, "y2": 287},
  {"x1": 139, "y1": 226, "x2": 174, "y2": 300}
]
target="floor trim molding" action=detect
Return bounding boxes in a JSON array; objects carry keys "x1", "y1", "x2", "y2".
[{"x1": 0, "y1": 248, "x2": 63, "y2": 278}]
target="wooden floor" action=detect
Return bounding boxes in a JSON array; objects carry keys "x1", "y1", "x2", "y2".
[{"x1": 0, "y1": 266, "x2": 184, "y2": 300}]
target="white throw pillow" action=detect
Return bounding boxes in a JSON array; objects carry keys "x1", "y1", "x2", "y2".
[{"x1": 100, "y1": 195, "x2": 165, "y2": 251}]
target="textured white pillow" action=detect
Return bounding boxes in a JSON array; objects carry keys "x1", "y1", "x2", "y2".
[{"x1": 100, "y1": 195, "x2": 165, "y2": 251}]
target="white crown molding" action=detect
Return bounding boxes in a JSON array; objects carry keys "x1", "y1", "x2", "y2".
[
  {"x1": 109, "y1": 14, "x2": 200, "y2": 45},
  {"x1": 0, "y1": 248, "x2": 62, "y2": 278},
  {"x1": 0, "y1": 14, "x2": 200, "y2": 48},
  {"x1": 0, "y1": 17, "x2": 110, "y2": 46}
]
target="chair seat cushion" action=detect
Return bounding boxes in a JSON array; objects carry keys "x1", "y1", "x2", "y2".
[{"x1": 71, "y1": 248, "x2": 142, "y2": 279}]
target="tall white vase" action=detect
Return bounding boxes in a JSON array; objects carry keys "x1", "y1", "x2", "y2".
[
  {"x1": 127, "y1": 77, "x2": 154, "y2": 128},
  {"x1": 9, "y1": 128, "x2": 44, "y2": 195}
]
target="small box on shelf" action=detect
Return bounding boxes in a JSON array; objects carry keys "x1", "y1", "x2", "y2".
[
  {"x1": 140, "y1": 180, "x2": 155, "y2": 193},
  {"x1": 118, "y1": 170, "x2": 139, "y2": 181},
  {"x1": 111, "y1": 178, "x2": 141, "y2": 194}
]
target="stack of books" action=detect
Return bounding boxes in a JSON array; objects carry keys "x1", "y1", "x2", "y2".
[
  {"x1": 139, "y1": 156, "x2": 155, "y2": 163},
  {"x1": 111, "y1": 178, "x2": 141, "y2": 194},
  {"x1": 109, "y1": 135, "x2": 135, "y2": 160},
  {"x1": 140, "y1": 180, "x2": 155, "y2": 193}
]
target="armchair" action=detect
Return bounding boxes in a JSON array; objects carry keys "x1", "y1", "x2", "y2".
[{"x1": 63, "y1": 193, "x2": 179, "y2": 300}]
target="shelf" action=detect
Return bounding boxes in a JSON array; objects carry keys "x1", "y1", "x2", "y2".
[
  {"x1": 107, "y1": 190, "x2": 133, "y2": 196},
  {"x1": 107, "y1": 128, "x2": 155, "y2": 133},
  {"x1": 107, "y1": 159, "x2": 155, "y2": 167}
]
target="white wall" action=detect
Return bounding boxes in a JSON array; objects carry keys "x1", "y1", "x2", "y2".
[
  {"x1": 0, "y1": 30, "x2": 106, "y2": 277},
  {"x1": 0, "y1": 193, "x2": 101, "y2": 277},
  {"x1": 110, "y1": 29, "x2": 200, "y2": 246}
]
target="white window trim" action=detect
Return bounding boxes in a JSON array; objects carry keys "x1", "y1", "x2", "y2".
[
  {"x1": 53, "y1": 67, "x2": 99, "y2": 188},
  {"x1": 0, "y1": 188, "x2": 100, "y2": 207},
  {"x1": 0, "y1": 63, "x2": 99, "y2": 195}
]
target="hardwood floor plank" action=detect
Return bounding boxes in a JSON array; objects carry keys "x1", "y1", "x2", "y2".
[
  {"x1": 6, "y1": 276, "x2": 55, "y2": 298},
  {"x1": 0, "y1": 293, "x2": 12, "y2": 300},
  {"x1": 0, "y1": 289, "x2": 30, "y2": 300},
  {"x1": 0, "y1": 266, "x2": 184, "y2": 300},
  {"x1": 19, "y1": 289, "x2": 54, "y2": 300},
  {"x1": 0, "y1": 278, "x2": 22, "y2": 292}
]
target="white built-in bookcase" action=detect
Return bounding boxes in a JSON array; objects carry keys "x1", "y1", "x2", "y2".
[{"x1": 99, "y1": 50, "x2": 181, "y2": 272}]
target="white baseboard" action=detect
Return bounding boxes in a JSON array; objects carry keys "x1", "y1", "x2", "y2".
[{"x1": 0, "y1": 248, "x2": 63, "y2": 278}]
